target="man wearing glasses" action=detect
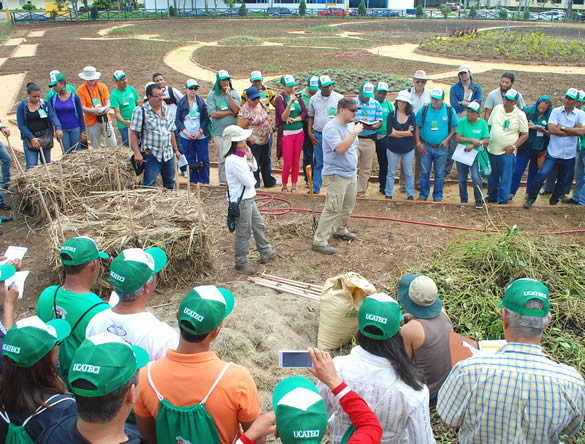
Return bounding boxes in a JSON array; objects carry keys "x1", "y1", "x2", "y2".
[
  {"x1": 130, "y1": 83, "x2": 181, "y2": 189},
  {"x1": 409, "y1": 70, "x2": 432, "y2": 191},
  {"x1": 312, "y1": 98, "x2": 363, "y2": 255}
]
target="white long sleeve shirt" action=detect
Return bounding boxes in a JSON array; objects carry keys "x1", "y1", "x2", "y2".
[
  {"x1": 318, "y1": 346, "x2": 436, "y2": 444},
  {"x1": 225, "y1": 154, "x2": 258, "y2": 202}
]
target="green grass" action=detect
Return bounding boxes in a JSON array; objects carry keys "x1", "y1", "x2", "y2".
[
  {"x1": 218, "y1": 34, "x2": 262, "y2": 46},
  {"x1": 268, "y1": 37, "x2": 374, "y2": 48},
  {"x1": 307, "y1": 25, "x2": 338, "y2": 33},
  {"x1": 0, "y1": 23, "x2": 12, "y2": 41},
  {"x1": 106, "y1": 25, "x2": 135, "y2": 34}
]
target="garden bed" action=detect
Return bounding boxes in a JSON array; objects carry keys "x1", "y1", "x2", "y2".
[{"x1": 418, "y1": 30, "x2": 585, "y2": 65}]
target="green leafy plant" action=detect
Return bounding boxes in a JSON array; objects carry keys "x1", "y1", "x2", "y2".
[
  {"x1": 416, "y1": 5, "x2": 424, "y2": 17},
  {"x1": 358, "y1": 0, "x2": 366, "y2": 16},
  {"x1": 441, "y1": 6, "x2": 451, "y2": 18},
  {"x1": 299, "y1": 0, "x2": 306, "y2": 16},
  {"x1": 168, "y1": 5, "x2": 177, "y2": 16},
  {"x1": 238, "y1": 1, "x2": 247, "y2": 16},
  {"x1": 22, "y1": 2, "x2": 36, "y2": 10},
  {"x1": 498, "y1": 7, "x2": 508, "y2": 19}
]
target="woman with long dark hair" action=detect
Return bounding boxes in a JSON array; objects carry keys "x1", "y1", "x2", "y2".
[
  {"x1": 16, "y1": 83, "x2": 63, "y2": 169},
  {"x1": 317, "y1": 294, "x2": 435, "y2": 443},
  {"x1": 223, "y1": 125, "x2": 274, "y2": 276},
  {"x1": 385, "y1": 90, "x2": 417, "y2": 200},
  {"x1": 0, "y1": 316, "x2": 75, "y2": 441}
]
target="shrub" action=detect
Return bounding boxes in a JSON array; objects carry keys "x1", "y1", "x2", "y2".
[
  {"x1": 89, "y1": 4, "x2": 98, "y2": 20},
  {"x1": 169, "y1": 5, "x2": 177, "y2": 16},
  {"x1": 238, "y1": 1, "x2": 247, "y2": 16},
  {"x1": 299, "y1": 0, "x2": 306, "y2": 16},
  {"x1": 22, "y1": 2, "x2": 35, "y2": 10},
  {"x1": 469, "y1": 6, "x2": 477, "y2": 17},
  {"x1": 49, "y1": 9, "x2": 58, "y2": 19},
  {"x1": 498, "y1": 7, "x2": 508, "y2": 19},
  {"x1": 523, "y1": 9, "x2": 530, "y2": 20},
  {"x1": 441, "y1": 6, "x2": 451, "y2": 18},
  {"x1": 358, "y1": 0, "x2": 366, "y2": 16},
  {"x1": 416, "y1": 5, "x2": 424, "y2": 17}
]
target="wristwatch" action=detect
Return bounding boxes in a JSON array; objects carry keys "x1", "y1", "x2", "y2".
[
  {"x1": 561, "y1": 126, "x2": 566, "y2": 131},
  {"x1": 511, "y1": 144, "x2": 516, "y2": 151}
]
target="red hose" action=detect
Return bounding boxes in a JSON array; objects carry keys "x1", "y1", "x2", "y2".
[{"x1": 254, "y1": 192, "x2": 585, "y2": 236}]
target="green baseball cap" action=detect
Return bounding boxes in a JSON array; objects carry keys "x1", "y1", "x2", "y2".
[
  {"x1": 60, "y1": 236, "x2": 109, "y2": 266},
  {"x1": 318, "y1": 75, "x2": 335, "y2": 88},
  {"x1": 565, "y1": 88, "x2": 579, "y2": 100},
  {"x1": 69, "y1": 332, "x2": 148, "y2": 397},
  {"x1": 281, "y1": 75, "x2": 297, "y2": 87},
  {"x1": 218, "y1": 69, "x2": 230, "y2": 80},
  {"x1": 113, "y1": 70, "x2": 126, "y2": 81},
  {"x1": 308, "y1": 76, "x2": 319, "y2": 92},
  {"x1": 272, "y1": 376, "x2": 328, "y2": 444},
  {"x1": 185, "y1": 79, "x2": 199, "y2": 88},
  {"x1": 467, "y1": 101, "x2": 481, "y2": 113},
  {"x1": 49, "y1": 71, "x2": 65, "y2": 87},
  {"x1": 360, "y1": 81, "x2": 375, "y2": 99},
  {"x1": 109, "y1": 247, "x2": 168, "y2": 293},
  {"x1": 503, "y1": 89, "x2": 519, "y2": 101},
  {"x1": 358, "y1": 293, "x2": 402, "y2": 340},
  {"x1": 498, "y1": 278, "x2": 550, "y2": 317},
  {"x1": 430, "y1": 88, "x2": 445, "y2": 100},
  {"x1": 178, "y1": 285, "x2": 234, "y2": 336},
  {"x1": 579, "y1": 90, "x2": 585, "y2": 103},
  {"x1": 250, "y1": 71, "x2": 263, "y2": 82},
  {"x1": 3, "y1": 316, "x2": 71, "y2": 368},
  {"x1": 0, "y1": 264, "x2": 16, "y2": 282}
]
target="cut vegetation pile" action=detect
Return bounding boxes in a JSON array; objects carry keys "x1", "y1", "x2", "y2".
[
  {"x1": 46, "y1": 189, "x2": 215, "y2": 296},
  {"x1": 266, "y1": 68, "x2": 410, "y2": 95},
  {"x1": 13, "y1": 149, "x2": 137, "y2": 223}
]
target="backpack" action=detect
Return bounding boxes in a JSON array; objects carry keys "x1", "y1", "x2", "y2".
[
  {"x1": 0, "y1": 394, "x2": 74, "y2": 444},
  {"x1": 164, "y1": 86, "x2": 178, "y2": 106},
  {"x1": 421, "y1": 103, "x2": 454, "y2": 134},
  {"x1": 147, "y1": 361, "x2": 232, "y2": 444}
]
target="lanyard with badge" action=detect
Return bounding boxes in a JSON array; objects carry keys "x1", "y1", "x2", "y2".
[
  {"x1": 189, "y1": 102, "x2": 199, "y2": 119},
  {"x1": 38, "y1": 108, "x2": 48, "y2": 119}
]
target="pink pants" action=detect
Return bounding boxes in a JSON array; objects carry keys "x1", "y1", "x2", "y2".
[{"x1": 281, "y1": 131, "x2": 304, "y2": 186}]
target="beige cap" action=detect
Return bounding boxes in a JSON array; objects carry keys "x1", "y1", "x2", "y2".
[
  {"x1": 408, "y1": 276, "x2": 438, "y2": 307},
  {"x1": 413, "y1": 70, "x2": 428, "y2": 80}
]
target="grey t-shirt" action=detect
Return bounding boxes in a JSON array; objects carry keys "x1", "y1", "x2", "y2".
[
  {"x1": 484, "y1": 88, "x2": 526, "y2": 111},
  {"x1": 308, "y1": 91, "x2": 344, "y2": 132},
  {"x1": 322, "y1": 119, "x2": 358, "y2": 178},
  {"x1": 206, "y1": 89, "x2": 240, "y2": 136}
]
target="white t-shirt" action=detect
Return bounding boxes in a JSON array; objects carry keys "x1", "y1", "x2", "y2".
[
  {"x1": 86, "y1": 309, "x2": 179, "y2": 361},
  {"x1": 162, "y1": 86, "x2": 184, "y2": 121}
]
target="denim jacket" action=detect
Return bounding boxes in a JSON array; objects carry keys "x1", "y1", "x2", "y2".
[
  {"x1": 175, "y1": 94, "x2": 209, "y2": 137},
  {"x1": 450, "y1": 80, "x2": 483, "y2": 114},
  {"x1": 16, "y1": 98, "x2": 61, "y2": 141}
]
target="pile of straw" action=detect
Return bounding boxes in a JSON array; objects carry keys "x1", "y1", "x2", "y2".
[
  {"x1": 13, "y1": 149, "x2": 137, "y2": 223},
  {"x1": 47, "y1": 189, "x2": 214, "y2": 296}
]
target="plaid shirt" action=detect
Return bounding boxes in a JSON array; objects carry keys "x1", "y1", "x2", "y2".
[
  {"x1": 437, "y1": 342, "x2": 585, "y2": 444},
  {"x1": 130, "y1": 102, "x2": 176, "y2": 163}
]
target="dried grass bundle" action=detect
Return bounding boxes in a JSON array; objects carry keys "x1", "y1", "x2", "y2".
[
  {"x1": 13, "y1": 149, "x2": 137, "y2": 223},
  {"x1": 47, "y1": 189, "x2": 214, "y2": 296}
]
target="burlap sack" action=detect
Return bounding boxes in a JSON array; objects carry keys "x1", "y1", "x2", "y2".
[{"x1": 317, "y1": 272, "x2": 376, "y2": 350}]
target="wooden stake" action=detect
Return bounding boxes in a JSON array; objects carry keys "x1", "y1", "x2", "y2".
[
  {"x1": 4, "y1": 135, "x2": 24, "y2": 175},
  {"x1": 197, "y1": 182, "x2": 203, "y2": 249},
  {"x1": 38, "y1": 147, "x2": 55, "y2": 187},
  {"x1": 53, "y1": 202, "x2": 65, "y2": 242},
  {"x1": 124, "y1": 190, "x2": 138, "y2": 244},
  {"x1": 58, "y1": 162, "x2": 66, "y2": 212},
  {"x1": 114, "y1": 157, "x2": 122, "y2": 192},
  {"x1": 260, "y1": 273, "x2": 324, "y2": 293},
  {"x1": 58, "y1": 138, "x2": 66, "y2": 156},
  {"x1": 174, "y1": 156, "x2": 180, "y2": 191},
  {"x1": 36, "y1": 187, "x2": 53, "y2": 224}
]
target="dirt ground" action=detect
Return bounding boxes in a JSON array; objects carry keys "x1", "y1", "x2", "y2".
[{"x1": 2, "y1": 17, "x2": 585, "y2": 441}]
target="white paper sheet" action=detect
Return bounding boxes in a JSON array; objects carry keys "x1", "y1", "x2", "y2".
[
  {"x1": 5, "y1": 271, "x2": 30, "y2": 299},
  {"x1": 177, "y1": 155, "x2": 188, "y2": 168},
  {"x1": 453, "y1": 144, "x2": 479, "y2": 167},
  {"x1": 0, "y1": 246, "x2": 27, "y2": 265}
]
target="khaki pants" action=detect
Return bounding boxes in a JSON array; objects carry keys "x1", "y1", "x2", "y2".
[
  {"x1": 87, "y1": 122, "x2": 117, "y2": 149},
  {"x1": 313, "y1": 175, "x2": 357, "y2": 246},
  {"x1": 357, "y1": 137, "x2": 375, "y2": 195},
  {"x1": 234, "y1": 198, "x2": 272, "y2": 267},
  {"x1": 213, "y1": 135, "x2": 227, "y2": 185}
]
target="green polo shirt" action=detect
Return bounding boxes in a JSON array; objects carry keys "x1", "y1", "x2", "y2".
[
  {"x1": 377, "y1": 101, "x2": 394, "y2": 136},
  {"x1": 110, "y1": 85, "x2": 140, "y2": 130}
]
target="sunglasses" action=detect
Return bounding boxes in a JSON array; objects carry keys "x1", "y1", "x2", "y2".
[
  {"x1": 348, "y1": 109, "x2": 358, "y2": 113},
  {"x1": 250, "y1": 97, "x2": 261, "y2": 101},
  {"x1": 188, "y1": 87, "x2": 199, "y2": 91}
]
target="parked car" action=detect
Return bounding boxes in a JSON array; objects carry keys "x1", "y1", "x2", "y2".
[
  {"x1": 438, "y1": 2, "x2": 460, "y2": 11},
  {"x1": 319, "y1": 7, "x2": 347, "y2": 16},
  {"x1": 540, "y1": 9, "x2": 565, "y2": 20},
  {"x1": 267, "y1": 7, "x2": 297, "y2": 16},
  {"x1": 371, "y1": 9, "x2": 400, "y2": 17}
]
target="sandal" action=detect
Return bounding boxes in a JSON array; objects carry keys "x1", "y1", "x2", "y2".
[
  {"x1": 281, "y1": 185, "x2": 289, "y2": 192},
  {"x1": 291, "y1": 185, "x2": 297, "y2": 193}
]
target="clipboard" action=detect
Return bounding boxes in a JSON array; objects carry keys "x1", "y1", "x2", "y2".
[{"x1": 448, "y1": 331, "x2": 479, "y2": 367}]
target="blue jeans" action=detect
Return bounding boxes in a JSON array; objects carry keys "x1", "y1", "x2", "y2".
[
  {"x1": 528, "y1": 154, "x2": 575, "y2": 203},
  {"x1": 571, "y1": 150, "x2": 585, "y2": 205},
  {"x1": 23, "y1": 141, "x2": 51, "y2": 170},
  {"x1": 510, "y1": 150, "x2": 541, "y2": 197},
  {"x1": 419, "y1": 144, "x2": 447, "y2": 200},
  {"x1": 62, "y1": 127, "x2": 82, "y2": 154},
  {"x1": 0, "y1": 142, "x2": 11, "y2": 186},
  {"x1": 313, "y1": 131, "x2": 323, "y2": 193},
  {"x1": 457, "y1": 159, "x2": 483, "y2": 203},
  {"x1": 118, "y1": 127, "x2": 129, "y2": 147},
  {"x1": 143, "y1": 153, "x2": 175, "y2": 189},
  {"x1": 386, "y1": 149, "x2": 414, "y2": 198},
  {"x1": 487, "y1": 153, "x2": 515, "y2": 204},
  {"x1": 180, "y1": 136, "x2": 210, "y2": 184}
]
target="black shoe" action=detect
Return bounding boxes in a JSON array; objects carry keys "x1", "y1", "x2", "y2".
[
  {"x1": 549, "y1": 198, "x2": 559, "y2": 206},
  {"x1": 562, "y1": 198, "x2": 579, "y2": 205},
  {"x1": 486, "y1": 199, "x2": 497, "y2": 203},
  {"x1": 524, "y1": 198, "x2": 535, "y2": 209},
  {"x1": 0, "y1": 203, "x2": 10, "y2": 210},
  {"x1": 0, "y1": 215, "x2": 13, "y2": 222},
  {"x1": 407, "y1": 196, "x2": 414, "y2": 200},
  {"x1": 541, "y1": 191, "x2": 552, "y2": 196},
  {"x1": 385, "y1": 195, "x2": 392, "y2": 200}
]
